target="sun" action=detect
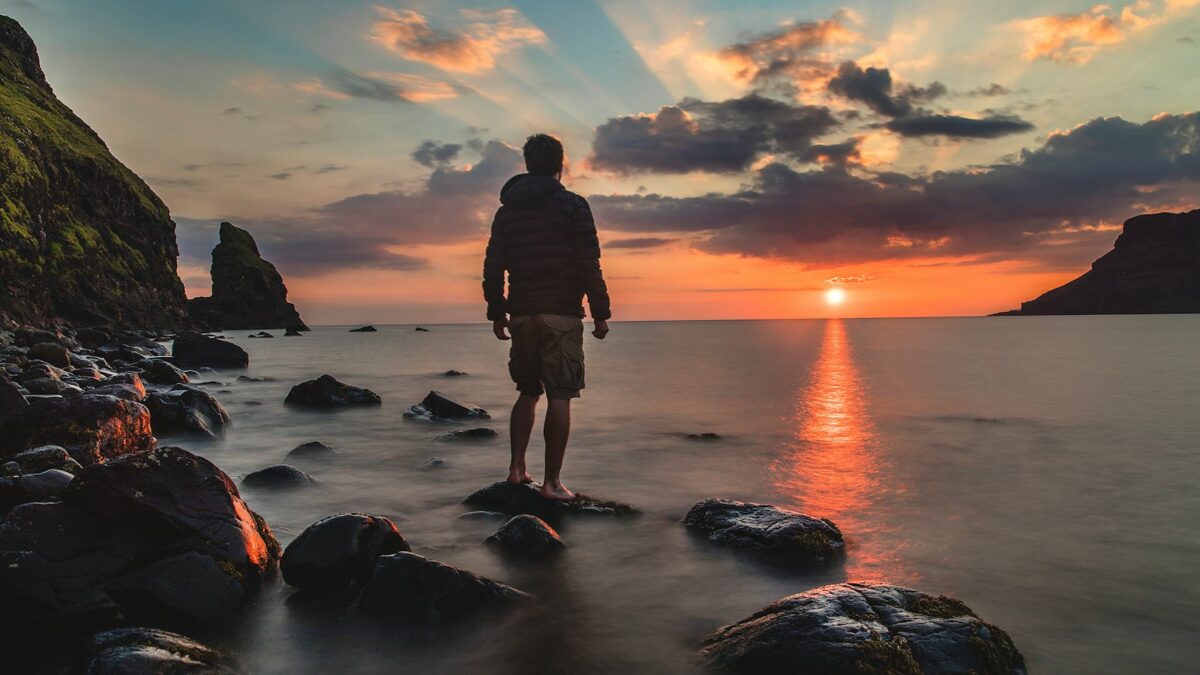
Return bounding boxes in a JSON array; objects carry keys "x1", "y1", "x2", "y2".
[{"x1": 825, "y1": 287, "x2": 846, "y2": 306}]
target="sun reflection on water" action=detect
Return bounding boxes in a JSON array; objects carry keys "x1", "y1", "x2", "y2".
[{"x1": 773, "y1": 319, "x2": 913, "y2": 583}]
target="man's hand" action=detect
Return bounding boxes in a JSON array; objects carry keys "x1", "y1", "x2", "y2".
[
  {"x1": 493, "y1": 318, "x2": 510, "y2": 340},
  {"x1": 592, "y1": 319, "x2": 609, "y2": 340}
]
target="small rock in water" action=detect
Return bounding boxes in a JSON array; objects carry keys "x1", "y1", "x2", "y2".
[
  {"x1": 134, "y1": 358, "x2": 189, "y2": 385},
  {"x1": 421, "y1": 457, "x2": 448, "y2": 469},
  {"x1": 486, "y1": 514, "x2": 566, "y2": 556},
  {"x1": 285, "y1": 375, "x2": 382, "y2": 408},
  {"x1": 683, "y1": 498, "x2": 844, "y2": 567},
  {"x1": 439, "y1": 427, "x2": 498, "y2": 441},
  {"x1": 172, "y1": 333, "x2": 249, "y2": 369},
  {"x1": 287, "y1": 441, "x2": 338, "y2": 458},
  {"x1": 357, "y1": 552, "x2": 529, "y2": 625},
  {"x1": 697, "y1": 583, "x2": 1027, "y2": 675},
  {"x1": 687, "y1": 432, "x2": 723, "y2": 441},
  {"x1": 414, "y1": 327, "x2": 430, "y2": 332},
  {"x1": 348, "y1": 325, "x2": 377, "y2": 332},
  {"x1": 248, "y1": 331, "x2": 274, "y2": 338},
  {"x1": 404, "y1": 390, "x2": 489, "y2": 421},
  {"x1": 457, "y1": 510, "x2": 509, "y2": 522},
  {"x1": 281, "y1": 513, "x2": 409, "y2": 592},
  {"x1": 242, "y1": 464, "x2": 316, "y2": 489},
  {"x1": 442, "y1": 369, "x2": 467, "y2": 376},
  {"x1": 84, "y1": 627, "x2": 240, "y2": 675},
  {"x1": 464, "y1": 481, "x2": 636, "y2": 520},
  {"x1": 237, "y1": 375, "x2": 274, "y2": 382},
  {"x1": 144, "y1": 384, "x2": 231, "y2": 438},
  {"x1": 245, "y1": 400, "x2": 263, "y2": 406}
]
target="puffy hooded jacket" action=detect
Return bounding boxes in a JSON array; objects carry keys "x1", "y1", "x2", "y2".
[{"x1": 482, "y1": 174, "x2": 611, "y2": 321}]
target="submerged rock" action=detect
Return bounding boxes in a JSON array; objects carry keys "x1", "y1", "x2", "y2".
[
  {"x1": 242, "y1": 464, "x2": 316, "y2": 489},
  {"x1": 84, "y1": 627, "x2": 239, "y2": 674},
  {"x1": 486, "y1": 514, "x2": 566, "y2": 556},
  {"x1": 697, "y1": 583, "x2": 1027, "y2": 675},
  {"x1": 0, "y1": 446, "x2": 279, "y2": 626},
  {"x1": 358, "y1": 552, "x2": 530, "y2": 626},
  {"x1": 683, "y1": 498, "x2": 844, "y2": 567},
  {"x1": 404, "y1": 390, "x2": 489, "y2": 422},
  {"x1": 172, "y1": 333, "x2": 249, "y2": 369},
  {"x1": 349, "y1": 325, "x2": 377, "y2": 332},
  {"x1": 442, "y1": 369, "x2": 467, "y2": 376},
  {"x1": 415, "y1": 327, "x2": 430, "y2": 332},
  {"x1": 687, "y1": 432, "x2": 723, "y2": 441},
  {"x1": 0, "y1": 394, "x2": 154, "y2": 466},
  {"x1": 249, "y1": 331, "x2": 274, "y2": 338},
  {"x1": 287, "y1": 441, "x2": 338, "y2": 458},
  {"x1": 464, "y1": 481, "x2": 636, "y2": 520},
  {"x1": 284, "y1": 327, "x2": 303, "y2": 336},
  {"x1": 285, "y1": 375, "x2": 381, "y2": 408},
  {"x1": 438, "y1": 427, "x2": 498, "y2": 441},
  {"x1": 281, "y1": 513, "x2": 409, "y2": 592},
  {"x1": 144, "y1": 384, "x2": 231, "y2": 438}
]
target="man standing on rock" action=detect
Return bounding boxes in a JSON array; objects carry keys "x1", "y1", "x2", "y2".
[{"x1": 483, "y1": 133, "x2": 611, "y2": 501}]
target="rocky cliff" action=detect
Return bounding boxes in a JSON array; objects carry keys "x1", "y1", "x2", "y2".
[
  {"x1": 188, "y1": 222, "x2": 308, "y2": 330},
  {"x1": 0, "y1": 16, "x2": 188, "y2": 328},
  {"x1": 997, "y1": 210, "x2": 1199, "y2": 315}
]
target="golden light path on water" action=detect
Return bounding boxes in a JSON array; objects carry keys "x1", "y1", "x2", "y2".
[{"x1": 773, "y1": 319, "x2": 914, "y2": 583}]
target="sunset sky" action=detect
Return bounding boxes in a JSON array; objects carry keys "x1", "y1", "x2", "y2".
[{"x1": 6, "y1": 0, "x2": 1198, "y2": 323}]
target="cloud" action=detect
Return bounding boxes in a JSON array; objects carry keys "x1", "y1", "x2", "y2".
[
  {"x1": 589, "y1": 112, "x2": 1199, "y2": 267},
  {"x1": 588, "y1": 93, "x2": 839, "y2": 174},
  {"x1": 885, "y1": 113, "x2": 1035, "y2": 139},
  {"x1": 1015, "y1": 0, "x2": 1199, "y2": 63},
  {"x1": 801, "y1": 138, "x2": 863, "y2": 166},
  {"x1": 412, "y1": 140, "x2": 463, "y2": 167},
  {"x1": 965, "y1": 83, "x2": 1012, "y2": 97},
  {"x1": 717, "y1": 13, "x2": 860, "y2": 86},
  {"x1": 369, "y1": 7, "x2": 546, "y2": 73},
  {"x1": 605, "y1": 237, "x2": 675, "y2": 249},
  {"x1": 294, "y1": 69, "x2": 458, "y2": 103}
]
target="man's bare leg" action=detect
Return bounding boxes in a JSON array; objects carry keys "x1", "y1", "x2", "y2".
[
  {"x1": 508, "y1": 393, "x2": 539, "y2": 484},
  {"x1": 541, "y1": 398, "x2": 574, "y2": 500}
]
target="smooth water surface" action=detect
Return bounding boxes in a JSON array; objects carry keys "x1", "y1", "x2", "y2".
[{"x1": 170, "y1": 316, "x2": 1199, "y2": 674}]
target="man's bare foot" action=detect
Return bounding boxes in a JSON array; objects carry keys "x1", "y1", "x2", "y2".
[
  {"x1": 506, "y1": 469, "x2": 534, "y2": 485},
  {"x1": 540, "y1": 482, "x2": 575, "y2": 501}
]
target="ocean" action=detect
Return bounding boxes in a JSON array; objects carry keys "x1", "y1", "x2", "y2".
[{"x1": 170, "y1": 316, "x2": 1200, "y2": 674}]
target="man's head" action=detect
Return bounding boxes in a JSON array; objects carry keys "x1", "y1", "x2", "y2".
[{"x1": 523, "y1": 133, "x2": 564, "y2": 177}]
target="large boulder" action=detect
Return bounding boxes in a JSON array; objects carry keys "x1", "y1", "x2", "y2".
[
  {"x1": 464, "y1": 481, "x2": 636, "y2": 520},
  {"x1": 135, "y1": 358, "x2": 189, "y2": 385},
  {"x1": 10, "y1": 445, "x2": 83, "y2": 474},
  {"x1": 683, "y1": 498, "x2": 844, "y2": 567},
  {"x1": 0, "y1": 394, "x2": 154, "y2": 466},
  {"x1": 27, "y1": 342, "x2": 71, "y2": 367},
  {"x1": 281, "y1": 513, "x2": 409, "y2": 591},
  {"x1": 0, "y1": 469, "x2": 74, "y2": 513},
  {"x1": 83, "y1": 627, "x2": 240, "y2": 674},
  {"x1": 284, "y1": 375, "x2": 381, "y2": 408},
  {"x1": 404, "y1": 390, "x2": 489, "y2": 421},
  {"x1": 697, "y1": 583, "x2": 1027, "y2": 675},
  {"x1": 144, "y1": 384, "x2": 230, "y2": 438},
  {"x1": 0, "y1": 378, "x2": 30, "y2": 428},
  {"x1": 172, "y1": 334, "x2": 249, "y2": 370},
  {"x1": 242, "y1": 464, "x2": 315, "y2": 489},
  {"x1": 357, "y1": 552, "x2": 530, "y2": 626},
  {"x1": 0, "y1": 446, "x2": 279, "y2": 627},
  {"x1": 486, "y1": 514, "x2": 566, "y2": 557}
]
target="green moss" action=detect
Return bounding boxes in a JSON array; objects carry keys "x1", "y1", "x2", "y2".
[
  {"x1": 854, "y1": 634, "x2": 922, "y2": 675},
  {"x1": 910, "y1": 594, "x2": 973, "y2": 619},
  {"x1": 968, "y1": 622, "x2": 1025, "y2": 675}
]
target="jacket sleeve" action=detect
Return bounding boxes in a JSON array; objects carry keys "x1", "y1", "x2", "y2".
[
  {"x1": 569, "y1": 196, "x2": 612, "y2": 321},
  {"x1": 482, "y1": 208, "x2": 508, "y2": 321}
]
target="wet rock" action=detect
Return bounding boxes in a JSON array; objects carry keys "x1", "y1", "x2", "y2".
[
  {"x1": 284, "y1": 375, "x2": 381, "y2": 408},
  {"x1": 486, "y1": 515, "x2": 566, "y2": 556},
  {"x1": 287, "y1": 441, "x2": 337, "y2": 459},
  {"x1": 134, "y1": 358, "x2": 189, "y2": 385},
  {"x1": 236, "y1": 375, "x2": 273, "y2": 382},
  {"x1": 421, "y1": 457, "x2": 448, "y2": 469},
  {"x1": 0, "y1": 446, "x2": 279, "y2": 626},
  {"x1": 0, "y1": 469, "x2": 73, "y2": 513},
  {"x1": 456, "y1": 511, "x2": 509, "y2": 523},
  {"x1": 74, "y1": 327, "x2": 110, "y2": 349},
  {"x1": 281, "y1": 513, "x2": 409, "y2": 592},
  {"x1": 84, "y1": 627, "x2": 239, "y2": 674},
  {"x1": 90, "y1": 382, "x2": 147, "y2": 402},
  {"x1": 284, "y1": 327, "x2": 303, "y2": 336},
  {"x1": 111, "y1": 333, "x2": 169, "y2": 357},
  {"x1": 0, "y1": 394, "x2": 154, "y2": 466},
  {"x1": 442, "y1": 369, "x2": 467, "y2": 376},
  {"x1": 683, "y1": 498, "x2": 844, "y2": 567},
  {"x1": 172, "y1": 333, "x2": 249, "y2": 370},
  {"x1": 20, "y1": 377, "x2": 79, "y2": 396},
  {"x1": 415, "y1": 327, "x2": 430, "y2": 332},
  {"x1": 144, "y1": 384, "x2": 231, "y2": 438},
  {"x1": 349, "y1": 325, "x2": 377, "y2": 332},
  {"x1": 11, "y1": 445, "x2": 83, "y2": 474},
  {"x1": 72, "y1": 366, "x2": 103, "y2": 381},
  {"x1": 687, "y1": 432, "x2": 723, "y2": 441},
  {"x1": 404, "y1": 390, "x2": 489, "y2": 422},
  {"x1": 438, "y1": 427, "x2": 498, "y2": 441},
  {"x1": 464, "y1": 481, "x2": 636, "y2": 520},
  {"x1": 697, "y1": 583, "x2": 1027, "y2": 675},
  {"x1": 0, "y1": 379, "x2": 29, "y2": 428},
  {"x1": 27, "y1": 342, "x2": 71, "y2": 367},
  {"x1": 244, "y1": 400, "x2": 263, "y2": 406},
  {"x1": 357, "y1": 552, "x2": 530, "y2": 625},
  {"x1": 14, "y1": 328, "x2": 64, "y2": 348},
  {"x1": 248, "y1": 331, "x2": 274, "y2": 338},
  {"x1": 242, "y1": 464, "x2": 316, "y2": 489}
]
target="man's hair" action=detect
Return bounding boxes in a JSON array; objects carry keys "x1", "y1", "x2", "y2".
[{"x1": 523, "y1": 133, "x2": 564, "y2": 176}]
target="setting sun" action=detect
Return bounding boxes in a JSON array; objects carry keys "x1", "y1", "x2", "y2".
[{"x1": 826, "y1": 287, "x2": 846, "y2": 306}]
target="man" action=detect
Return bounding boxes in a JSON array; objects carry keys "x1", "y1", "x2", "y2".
[{"x1": 483, "y1": 133, "x2": 611, "y2": 501}]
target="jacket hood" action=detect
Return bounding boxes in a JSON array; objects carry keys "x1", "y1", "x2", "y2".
[{"x1": 500, "y1": 173, "x2": 563, "y2": 208}]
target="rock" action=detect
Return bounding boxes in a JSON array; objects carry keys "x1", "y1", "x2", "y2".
[
  {"x1": 74, "y1": 327, "x2": 110, "y2": 349},
  {"x1": 236, "y1": 375, "x2": 273, "y2": 382},
  {"x1": 0, "y1": 378, "x2": 29, "y2": 429},
  {"x1": 421, "y1": 457, "x2": 448, "y2": 469},
  {"x1": 358, "y1": 552, "x2": 530, "y2": 625},
  {"x1": 244, "y1": 401, "x2": 263, "y2": 406},
  {"x1": 996, "y1": 209, "x2": 1199, "y2": 315},
  {"x1": 14, "y1": 328, "x2": 64, "y2": 348},
  {"x1": 284, "y1": 327, "x2": 303, "y2": 336},
  {"x1": 20, "y1": 377, "x2": 79, "y2": 396},
  {"x1": 486, "y1": 515, "x2": 566, "y2": 556},
  {"x1": 11, "y1": 445, "x2": 83, "y2": 474},
  {"x1": 464, "y1": 481, "x2": 637, "y2": 520},
  {"x1": 414, "y1": 327, "x2": 430, "y2": 332},
  {"x1": 242, "y1": 464, "x2": 316, "y2": 489},
  {"x1": 27, "y1": 342, "x2": 71, "y2": 367},
  {"x1": 456, "y1": 511, "x2": 509, "y2": 523},
  {"x1": 404, "y1": 390, "x2": 489, "y2": 421},
  {"x1": 439, "y1": 427, "x2": 498, "y2": 441},
  {"x1": 248, "y1": 331, "x2": 274, "y2": 338},
  {"x1": 186, "y1": 222, "x2": 309, "y2": 331},
  {"x1": 134, "y1": 358, "x2": 189, "y2": 385},
  {"x1": 442, "y1": 369, "x2": 467, "y2": 376},
  {"x1": 90, "y1": 382, "x2": 147, "y2": 402},
  {"x1": 287, "y1": 441, "x2": 337, "y2": 458},
  {"x1": 281, "y1": 513, "x2": 409, "y2": 592},
  {"x1": 0, "y1": 17, "x2": 190, "y2": 328},
  {"x1": 687, "y1": 432, "x2": 723, "y2": 441},
  {"x1": 0, "y1": 446, "x2": 279, "y2": 625},
  {"x1": 683, "y1": 498, "x2": 844, "y2": 567},
  {"x1": 284, "y1": 375, "x2": 381, "y2": 408},
  {"x1": 349, "y1": 325, "x2": 377, "y2": 332},
  {"x1": 144, "y1": 384, "x2": 231, "y2": 438},
  {"x1": 697, "y1": 583, "x2": 1027, "y2": 675},
  {"x1": 0, "y1": 394, "x2": 154, "y2": 466},
  {"x1": 172, "y1": 333, "x2": 249, "y2": 369},
  {"x1": 84, "y1": 627, "x2": 239, "y2": 674},
  {"x1": 1, "y1": 469, "x2": 73, "y2": 513}
]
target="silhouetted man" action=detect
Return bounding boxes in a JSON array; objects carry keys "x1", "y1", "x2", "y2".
[{"x1": 483, "y1": 134, "x2": 611, "y2": 501}]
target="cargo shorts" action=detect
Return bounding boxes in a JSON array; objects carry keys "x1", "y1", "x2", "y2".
[{"x1": 508, "y1": 314, "x2": 585, "y2": 400}]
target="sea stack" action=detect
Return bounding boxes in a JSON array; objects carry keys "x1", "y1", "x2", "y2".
[{"x1": 188, "y1": 222, "x2": 309, "y2": 330}]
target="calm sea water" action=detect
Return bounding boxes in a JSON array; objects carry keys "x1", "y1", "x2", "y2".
[{"x1": 168, "y1": 317, "x2": 1199, "y2": 675}]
